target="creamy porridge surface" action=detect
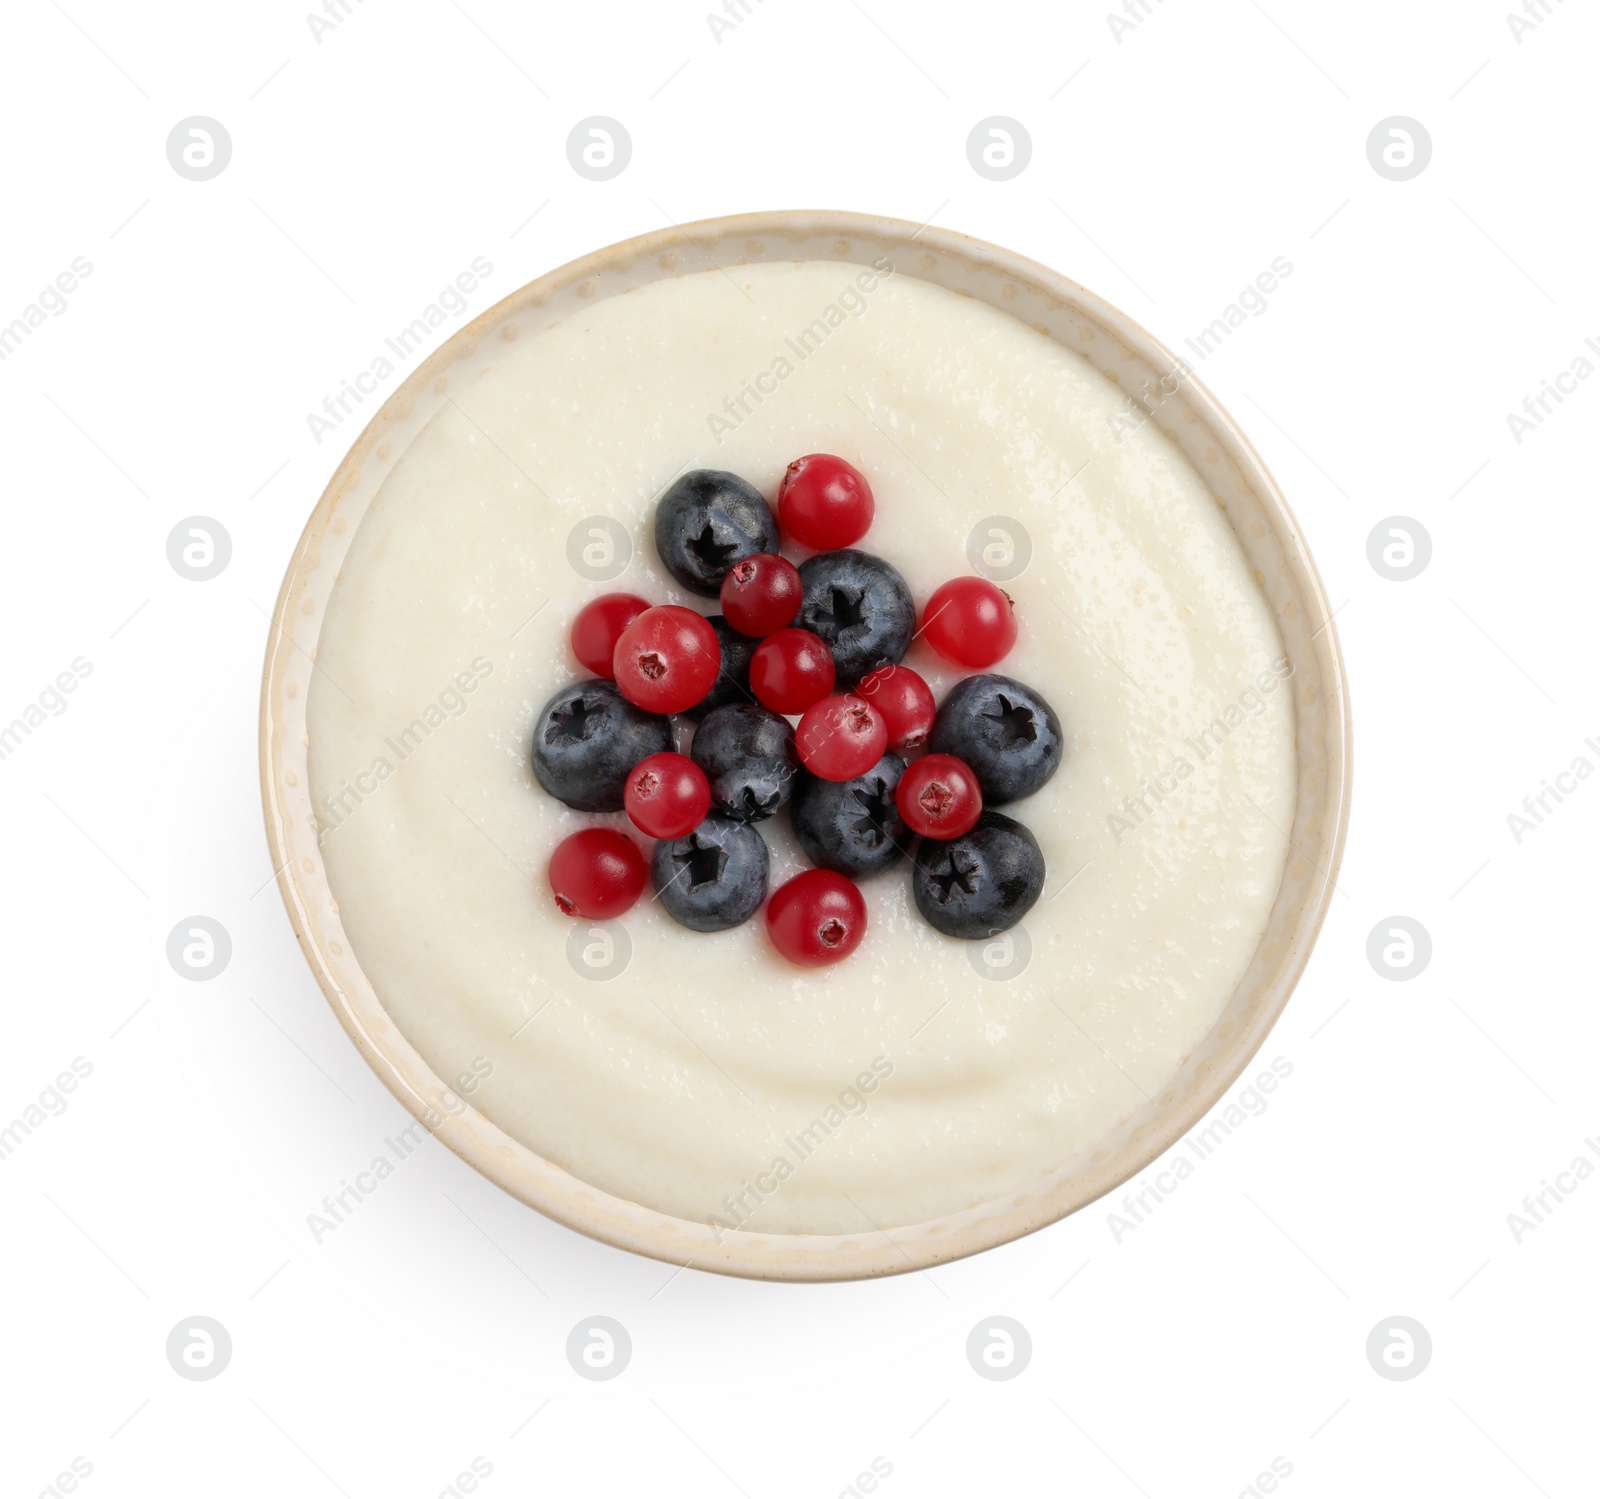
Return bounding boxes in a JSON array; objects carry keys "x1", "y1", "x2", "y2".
[{"x1": 307, "y1": 259, "x2": 1295, "y2": 1235}]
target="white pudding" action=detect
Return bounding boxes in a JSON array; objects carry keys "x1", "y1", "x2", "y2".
[{"x1": 307, "y1": 259, "x2": 1295, "y2": 1236}]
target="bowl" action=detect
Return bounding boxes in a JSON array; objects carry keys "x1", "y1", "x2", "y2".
[{"x1": 260, "y1": 210, "x2": 1351, "y2": 1281}]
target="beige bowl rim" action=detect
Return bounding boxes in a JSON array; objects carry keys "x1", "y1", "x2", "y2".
[{"x1": 259, "y1": 209, "x2": 1352, "y2": 1282}]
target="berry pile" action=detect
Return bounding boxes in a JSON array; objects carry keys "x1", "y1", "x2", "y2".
[{"x1": 532, "y1": 455, "x2": 1062, "y2": 966}]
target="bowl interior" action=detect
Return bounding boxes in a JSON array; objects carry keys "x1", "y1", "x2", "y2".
[{"x1": 261, "y1": 210, "x2": 1350, "y2": 1281}]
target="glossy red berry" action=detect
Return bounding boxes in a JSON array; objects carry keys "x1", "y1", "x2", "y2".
[
  {"x1": 613, "y1": 605, "x2": 720, "y2": 714},
  {"x1": 720, "y1": 552, "x2": 803, "y2": 637},
  {"x1": 895, "y1": 754, "x2": 983, "y2": 839},
  {"x1": 921, "y1": 577, "x2": 1018, "y2": 669},
  {"x1": 796, "y1": 694, "x2": 887, "y2": 782},
  {"x1": 750, "y1": 628, "x2": 836, "y2": 714},
  {"x1": 623, "y1": 752, "x2": 711, "y2": 839},
  {"x1": 777, "y1": 454, "x2": 874, "y2": 551},
  {"x1": 765, "y1": 869, "x2": 868, "y2": 966},
  {"x1": 570, "y1": 593, "x2": 651, "y2": 679},
  {"x1": 855, "y1": 663, "x2": 936, "y2": 753},
  {"x1": 547, "y1": 828, "x2": 647, "y2": 919}
]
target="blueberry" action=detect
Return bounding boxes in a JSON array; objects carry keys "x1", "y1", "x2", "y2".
[
  {"x1": 797, "y1": 549, "x2": 915, "y2": 686},
  {"x1": 911, "y1": 810, "x2": 1045, "y2": 939},
  {"x1": 791, "y1": 753, "x2": 911, "y2": 879},
  {"x1": 683, "y1": 615, "x2": 759, "y2": 720},
  {"x1": 532, "y1": 679, "x2": 672, "y2": 813},
  {"x1": 927, "y1": 674, "x2": 1063, "y2": 804},
  {"x1": 652, "y1": 815, "x2": 769, "y2": 931},
  {"x1": 689, "y1": 702, "x2": 797, "y2": 822},
  {"x1": 655, "y1": 470, "x2": 779, "y2": 597}
]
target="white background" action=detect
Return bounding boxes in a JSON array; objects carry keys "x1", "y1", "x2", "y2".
[{"x1": 2, "y1": 0, "x2": 1596, "y2": 1494}]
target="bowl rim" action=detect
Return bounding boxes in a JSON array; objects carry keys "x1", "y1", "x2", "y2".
[{"x1": 260, "y1": 208, "x2": 1352, "y2": 1282}]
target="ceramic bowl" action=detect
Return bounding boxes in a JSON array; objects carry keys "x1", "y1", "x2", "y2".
[{"x1": 260, "y1": 210, "x2": 1351, "y2": 1281}]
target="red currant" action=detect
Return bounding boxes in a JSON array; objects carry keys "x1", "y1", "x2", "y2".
[
  {"x1": 796, "y1": 694, "x2": 887, "y2": 781},
  {"x1": 777, "y1": 454, "x2": 874, "y2": 551},
  {"x1": 765, "y1": 868, "x2": 868, "y2": 966},
  {"x1": 750, "y1": 628, "x2": 836, "y2": 714},
  {"x1": 569, "y1": 593, "x2": 650, "y2": 679},
  {"x1": 623, "y1": 752, "x2": 711, "y2": 839},
  {"x1": 547, "y1": 828, "x2": 647, "y2": 919},
  {"x1": 855, "y1": 663, "x2": 936, "y2": 752},
  {"x1": 612, "y1": 605, "x2": 720, "y2": 713},
  {"x1": 895, "y1": 754, "x2": 983, "y2": 839},
  {"x1": 921, "y1": 577, "x2": 1018, "y2": 669},
  {"x1": 720, "y1": 552, "x2": 802, "y2": 637}
]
